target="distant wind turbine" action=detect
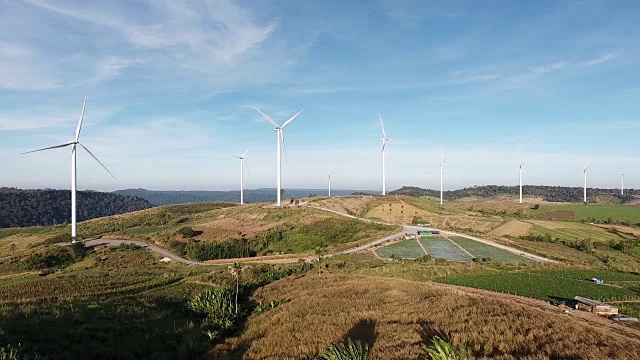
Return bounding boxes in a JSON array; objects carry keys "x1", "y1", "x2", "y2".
[
  {"x1": 21, "y1": 97, "x2": 115, "y2": 243},
  {"x1": 583, "y1": 161, "x2": 588, "y2": 203},
  {"x1": 440, "y1": 148, "x2": 445, "y2": 205},
  {"x1": 519, "y1": 152, "x2": 525, "y2": 204},
  {"x1": 252, "y1": 106, "x2": 303, "y2": 206},
  {"x1": 378, "y1": 111, "x2": 395, "y2": 196},
  {"x1": 328, "y1": 170, "x2": 334, "y2": 197},
  {"x1": 621, "y1": 171, "x2": 624, "y2": 195},
  {"x1": 233, "y1": 146, "x2": 251, "y2": 204}
]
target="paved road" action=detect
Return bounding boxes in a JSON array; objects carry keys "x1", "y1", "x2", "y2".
[{"x1": 80, "y1": 205, "x2": 555, "y2": 265}]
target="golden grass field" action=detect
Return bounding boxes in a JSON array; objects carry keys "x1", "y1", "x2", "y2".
[{"x1": 214, "y1": 274, "x2": 640, "y2": 360}]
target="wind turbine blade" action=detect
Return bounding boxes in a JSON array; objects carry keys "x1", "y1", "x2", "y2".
[
  {"x1": 378, "y1": 110, "x2": 387, "y2": 138},
  {"x1": 252, "y1": 106, "x2": 279, "y2": 128},
  {"x1": 75, "y1": 96, "x2": 87, "y2": 142},
  {"x1": 242, "y1": 145, "x2": 252, "y2": 158},
  {"x1": 380, "y1": 140, "x2": 386, "y2": 154},
  {"x1": 78, "y1": 143, "x2": 116, "y2": 179},
  {"x1": 21, "y1": 143, "x2": 72, "y2": 154},
  {"x1": 244, "y1": 160, "x2": 251, "y2": 175},
  {"x1": 281, "y1": 110, "x2": 303, "y2": 129},
  {"x1": 232, "y1": 155, "x2": 242, "y2": 159},
  {"x1": 280, "y1": 131, "x2": 288, "y2": 163}
]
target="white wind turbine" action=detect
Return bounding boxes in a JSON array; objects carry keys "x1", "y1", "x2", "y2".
[
  {"x1": 252, "y1": 106, "x2": 303, "y2": 206},
  {"x1": 378, "y1": 111, "x2": 395, "y2": 196},
  {"x1": 233, "y1": 146, "x2": 251, "y2": 204},
  {"x1": 518, "y1": 152, "x2": 525, "y2": 204},
  {"x1": 21, "y1": 97, "x2": 115, "y2": 243},
  {"x1": 583, "y1": 161, "x2": 588, "y2": 203},
  {"x1": 621, "y1": 171, "x2": 624, "y2": 195},
  {"x1": 440, "y1": 148, "x2": 445, "y2": 205},
  {"x1": 328, "y1": 170, "x2": 335, "y2": 197}
]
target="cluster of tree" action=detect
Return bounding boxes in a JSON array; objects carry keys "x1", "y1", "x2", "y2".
[
  {"x1": 114, "y1": 188, "x2": 376, "y2": 206},
  {"x1": 390, "y1": 185, "x2": 638, "y2": 203},
  {"x1": 0, "y1": 188, "x2": 153, "y2": 228}
]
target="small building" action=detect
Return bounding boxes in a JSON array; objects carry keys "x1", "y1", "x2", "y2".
[{"x1": 574, "y1": 296, "x2": 618, "y2": 316}]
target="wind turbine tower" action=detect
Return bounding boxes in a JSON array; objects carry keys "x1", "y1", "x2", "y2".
[
  {"x1": 22, "y1": 97, "x2": 115, "y2": 243},
  {"x1": 378, "y1": 111, "x2": 394, "y2": 195},
  {"x1": 519, "y1": 154, "x2": 524, "y2": 204},
  {"x1": 440, "y1": 148, "x2": 445, "y2": 205},
  {"x1": 252, "y1": 106, "x2": 303, "y2": 207},
  {"x1": 328, "y1": 171, "x2": 334, "y2": 197},
  {"x1": 621, "y1": 172, "x2": 624, "y2": 195},
  {"x1": 583, "y1": 161, "x2": 588, "y2": 203},
  {"x1": 233, "y1": 146, "x2": 251, "y2": 204}
]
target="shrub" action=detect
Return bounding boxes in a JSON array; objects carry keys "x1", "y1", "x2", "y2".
[
  {"x1": 254, "y1": 299, "x2": 284, "y2": 315},
  {"x1": 188, "y1": 285, "x2": 239, "y2": 338},
  {"x1": 422, "y1": 336, "x2": 471, "y2": 360},
  {"x1": 0, "y1": 344, "x2": 41, "y2": 360},
  {"x1": 415, "y1": 255, "x2": 433, "y2": 263},
  {"x1": 316, "y1": 338, "x2": 369, "y2": 360},
  {"x1": 177, "y1": 226, "x2": 197, "y2": 239},
  {"x1": 21, "y1": 243, "x2": 86, "y2": 270}
]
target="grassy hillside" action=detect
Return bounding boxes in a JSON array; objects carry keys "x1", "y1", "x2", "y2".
[{"x1": 214, "y1": 274, "x2": 640, "y2": 359}]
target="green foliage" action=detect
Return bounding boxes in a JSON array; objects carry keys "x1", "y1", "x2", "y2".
[
  {"x1": 0, "y1": 187, "x2": 152, "y2": 228},
  {"x1": 316, "y1": 338, "x2": 369, "y2": 360},
  {"x1": 176, "y1": 226, "x2": 197, "y2": 238},
  {"x1": 415, "y1": 255, "x2": 433, "y2": 263},
  {"x1": 184, "y1": 239, "x2": 254, "y2": 261},
  {"x1": 0, "y1": 344, "x2": 41, "y2": 360},
  {"x1": 532, "y1": 204, "x2": 540, "y2": 210},
  {"x1": 254, "y1": 299, "x2": 284, "y2": 315},
  {"x1": 21, "y1": 243, "x2": 86, "y2": 270},
  {"x1": 422, "y1": 336, "x2": 471, "y2": 360},
  {"x1": 188, "y1": 285, "x2": 239, "y2": 338}
]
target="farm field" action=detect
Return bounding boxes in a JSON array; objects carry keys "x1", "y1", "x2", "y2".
[
  {"x1": 536, "y1": 204, "x2": 640, "y2": 223},
  {"x1": 488, "y1": 219, "x2": 532, "y2": 236},
  {"x1": 528, "y1": 224, "x2": 629, "y2": 243},
  {"x1": 437, "y1": 272, "x2": 640, "y2": 302},
  {"x1": 418, "y1": 236, "x2": 472, "y2": 261},
  {"x1": 529, "y1": 269, "x2": 640, "y2": 282},
  {"x1": 375, "y1": 239, "x2": 425, "y2": 259},
  {"x1": 448, "y1": 236, "x2": 531, "y2": 263}
]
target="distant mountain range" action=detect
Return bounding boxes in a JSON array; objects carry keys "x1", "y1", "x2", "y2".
[
  {"x1": 390, "y1": 185, "x2": 639, "y2": 203},
  {"x1": 113, "y1": 188, "x2": 376, "y2": 206}
]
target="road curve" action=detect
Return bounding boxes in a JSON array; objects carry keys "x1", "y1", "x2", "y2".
[{"x1": 81, "y1": 205, "x2": 554, "y2": 265}]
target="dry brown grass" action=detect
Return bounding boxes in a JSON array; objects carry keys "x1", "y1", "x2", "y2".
[
  {"x1": 309, "y1": 196, "x2": 379, "y2": 216},
  {"x1": 489, "y1": 220, "x2": 533, "y2": 237},
  {"x1": 213, "y1": 274, "x2": 640, "y2": 360},
  {"x1": 365, "y1": 201, "x2": 437, "y2": 224}
]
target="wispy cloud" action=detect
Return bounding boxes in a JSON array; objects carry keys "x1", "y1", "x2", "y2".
[{"x1": 580, "y1": 53, "x2": 618, "y2": 67}]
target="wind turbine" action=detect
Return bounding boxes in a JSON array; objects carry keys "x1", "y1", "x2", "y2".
[
  {"x1": 233, "y1": 146, "x2": 251, "y2": 204},
  {"x1": 378, "y1": 111, "x2": 395, "y2": 196},
  {"x1": 519, "y1": 152, "x2": 525, "y2": 204},
  {"x1": 583, "y1": 161, "x2": 588, "y2": 203},
  {"x1": 252, "y1": 106, "x2": 303, "y2": 206},
  {"x1": 440, "y1": 148, "x2": 445, "y2": 205},
  {"x1": 21, "y1": 97, "x2": 115, "y2": 243},
  {"x1": 328, "y1": 170, "x2": 335, "y2": 197},
  {"x1": 621, "y1": 171, "x2": 625, "y2": 195}
]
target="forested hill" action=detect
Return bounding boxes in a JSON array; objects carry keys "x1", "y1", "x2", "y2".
[
  {"x1": 390, "y1": 185, "x2": 639, "y2": 203},
  {"x1": 0, "y1": 188, "x2": 153, "y2": 228},
  {"x1": 113, "y1": 188, "x2": 374, "y2": 206}
]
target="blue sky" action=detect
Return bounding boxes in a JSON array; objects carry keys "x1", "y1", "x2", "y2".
[{"x1": 1, "y1": 0, "x2": 639, "y2": 192}]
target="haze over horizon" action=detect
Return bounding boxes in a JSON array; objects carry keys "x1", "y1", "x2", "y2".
[{"x1": 1, "y1": 0, "x2": 639, "y2": 192}]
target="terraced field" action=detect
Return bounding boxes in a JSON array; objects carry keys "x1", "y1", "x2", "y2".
[
  {"x1": 448, "y1": 236, "x2": 531, "y2": 263},
  {"x1": 489, "y1": 220, "x2": 533, "y2": 237},
  {"x1": 418, "y1": 236, "x2": 472, "y2": 261},
  {"x1": 375, "y1": 240, "x2": 425, "y2": 259}
]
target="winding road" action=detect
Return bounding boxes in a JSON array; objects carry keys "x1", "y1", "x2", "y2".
[{"x1": 81, "y1": 205, "x2": 555, "y2": 265}]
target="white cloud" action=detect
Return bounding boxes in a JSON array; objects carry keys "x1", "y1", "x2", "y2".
[{"x1": 580, "y1": 53, "x2": 618, "y2": 67}]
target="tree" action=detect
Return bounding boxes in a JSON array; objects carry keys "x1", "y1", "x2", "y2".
[{"x1": 229, "y1": 262, "x2": 246, "y2": 314}]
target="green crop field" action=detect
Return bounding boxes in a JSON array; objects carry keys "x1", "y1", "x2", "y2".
[
  {"x1": 437, "y1": 272, "x2": 640, "y2": 302},
  {"x1": 529, "y1": 269, "x2": 640, "y2": 282},
  {"x1": 528, "y1": 225, "x2": 626, "y2": 242},
  {"x1": 375, "y1": 240, "x2": 425, "y2": 259},
  {"x1": 536, "y1": 204, "x2": 640, "y2": 223},
  {"x1": 418, "y1": 236, "x2": 472, "y2": 261},
  {"x1": 448, "y1": 236, "x2": 531, "y2": 263}
]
